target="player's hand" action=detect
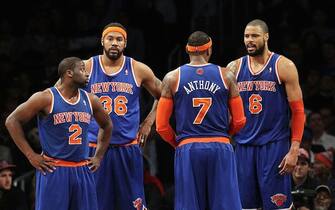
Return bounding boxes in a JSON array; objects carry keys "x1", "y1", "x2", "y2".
[
  {"x1": 87, "y1": 156, "x2": 102, "y2": 172},
  {"x1": 278, "y1": 150, "x2": 298, "y2": 175},
  {"x1": 136, "y1": 121, "x2": 152, "y2": 147},
  {"x1": 28, "y1": 153, "x2": 56, "y2": 175}
]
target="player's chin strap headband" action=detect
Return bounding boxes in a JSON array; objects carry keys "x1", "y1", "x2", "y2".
[
  {"x1": 186, "y1": 38, "x2": 212, "y2": 52},
  {"x1": 102, "y1": 26, "x2": 127, "y2": 40}
]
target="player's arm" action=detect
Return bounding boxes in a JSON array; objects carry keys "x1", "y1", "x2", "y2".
[
  {"x1": 221, "y1": 68, "x2": 246, "y2": 135},
  {"x1": 87, "y1": 93, "x2": 113, "y2": 172},
  {"x1": 156, "y1": 70, "x2": 178, "y2": 148},
  {"x1": 226, "y1": 59, "x2": 241, "y2": 77},
  {"x1": 277, "y1": 56, "x2": 305, "y2": 175},
  {"x1": 5, "y1": 90, "x2": 55, "y2": 174},
  {"x1": 133, "y1": 61, "x2": 162, "y2": 146}
]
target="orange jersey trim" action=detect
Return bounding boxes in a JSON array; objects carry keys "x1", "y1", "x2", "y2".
[
  {"x1": 88, "y1": 139, "x2": 138, "y2": 148},
  {"x1": 178, "y1": 137, "x2": 230, "y2": 147},
  {"x1": 43, "y1": 155, "x2": 88, "y2": 167},
  {"x1": 102, "y1": 26, "x2": 127, "y2": 39}
]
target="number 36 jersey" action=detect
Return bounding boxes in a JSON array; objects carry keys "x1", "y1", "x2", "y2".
[
  {"x1": 85, "y1": 56, "x2": 140, "y2": 145},
  {"x1": 233, "y1": 53, "x2": 290, "y2": 145},
  {"x1": 174, "y1": 63, "x2": 230, "y2": 143}
]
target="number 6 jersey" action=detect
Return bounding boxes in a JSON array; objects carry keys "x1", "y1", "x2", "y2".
[
  {"x1": 234, "y1": 52, "x2": 290, "y2": 145},
  {"x1": 174, "y1": 63, "x2": 230, "y2": 143},
  {"x1": 85, "y1": 56, "x2": 140, "y2": 145}
]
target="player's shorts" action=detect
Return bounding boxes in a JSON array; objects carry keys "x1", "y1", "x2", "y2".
[
  {"x1": 174, "y1": 138, "x2": 242, "y2": 210},
  {"x1": 89, "y1": 141, "x2": 146, "y2": 210},
  {"x1": 235, "y1": 140, "x2": 293, "y2": 209},
  {"x1": 35, "y1": 158, "x2": 97, "y2": 210}
]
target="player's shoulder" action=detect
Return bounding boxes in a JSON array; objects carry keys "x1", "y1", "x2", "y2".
[
  {"x1": 28, "y1": 88, "x2": 53, "y2": 104},
  {"x1": 276, "y1": 55, "x2": 297, "y2": 69},
  {"x1": 226, "y1": 58, "x2": 242, "y2": 76},
  {"x1": 164, "y1": 68, "x2": 179, "y2": 81},
  {"x1": 131, "y1": 58, "x2": 152, "y2": 72}
]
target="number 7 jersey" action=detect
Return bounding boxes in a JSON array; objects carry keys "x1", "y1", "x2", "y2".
[
  {"x1": 174, "y1": 63, "x2": 230, "y2": 143},
  {"x1": 233, "y1": 52, "x2": 290, "y2": 145},
  {"x1": 85, "y1": 56, "x2": 140, "y2": 145}
]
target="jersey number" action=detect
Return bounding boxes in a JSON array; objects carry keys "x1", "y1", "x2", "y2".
[
  {"x1": 99, "y1": 95, "x2": 128, "y2": 116},
  {"x1": 249, "y1": 94, "x2": 263, "y2": 114},
  {"x1": 69, "y1": 124, "x2": 82, "y2": 145},
  {"x1": 192, "y1": 98, "x2": 212, "y2": 124}
]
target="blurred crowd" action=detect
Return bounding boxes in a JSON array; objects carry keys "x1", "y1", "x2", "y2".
[{"x1": 1, "y1": 0, "x2": 335, "y2": 209}]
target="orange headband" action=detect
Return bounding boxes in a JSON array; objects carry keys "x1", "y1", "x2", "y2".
[
  {"x1": 102, "y1": 26, "x2": 127, "y2": 39},
  {"x1": 186, "y1": 38, "x2": 212, "y2": 52}
]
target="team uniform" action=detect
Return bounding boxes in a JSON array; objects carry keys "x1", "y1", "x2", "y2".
[
  {"x1": 36, "y1": 87, "x2": 97, "y2": 210},
  {"x1": 85, "y1": 55, "x2": 146, "y2": 210},
  {"x1": 234, "y1": 52, "x2": 293, "y2": 209},
  {"x1": 173, "y1": 63, "x2": 241, "y2": 210}
]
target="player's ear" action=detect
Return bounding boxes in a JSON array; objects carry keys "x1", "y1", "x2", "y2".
[
  {"x1": 101, "y1": 39, "x2": 104, "y2": 47},
  {"x1": 124, "y1": 40, "x2": 127, "y2": 48},
  {"x1": 66, "y1": 69, "x2": 74, "y2": 78},
  {"x1": 264, "y1": 33, "x2": 269, "y2": 42}
]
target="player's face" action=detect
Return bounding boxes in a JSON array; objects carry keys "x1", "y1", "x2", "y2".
[
  {"x1": 244, "y1": 25, "x2": 268, "y2": 56},
  {"x1": 0, "y1": 169, "x2": 13, "y2": 190},
  {"x1": 102, "y1": 32, "x2": 126, "y2": 60},
  {"x1": 72, "y1": 61, "x2": 88, "y2": 88}
]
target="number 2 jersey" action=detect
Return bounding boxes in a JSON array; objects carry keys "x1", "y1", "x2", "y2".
[
  {"x1": 233, "y1": 52, "x2": 290, "y2": 145},
  {"x1": 85, "y1": 56, "x2": 140, "y2": 145},
  {"x1": 174, "y1": 63, "x2": 230, "y2": 143},
  {"x1": 38, "y1": 87, "x2": 92, "y2": 161}
]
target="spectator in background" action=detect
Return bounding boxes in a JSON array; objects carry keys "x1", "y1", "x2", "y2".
[
  {"x1": 0, "y1": 160, "x2": 28, "y2": 210},
  {"x1": 292, "y1": 148, "x2": 317, "y2": 209},
  {"x1": 301, "y1": 69, "x2": 321, "y2": 112},
  {"x1": 313, "y1": 151, "x2": 334, "y2": 186},
  {"x1": 313, "y1": 185, "x2": 333, "y2": 210},
  {"x1": 320, "y1": 106, "x2": 335, "y2": 136},
  {"x1": 308, "y1": 112, "x2": 335, "y2": 151}
]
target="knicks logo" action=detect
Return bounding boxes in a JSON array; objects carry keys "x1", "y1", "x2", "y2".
[
  {"x1": 133, "y1": 198, "x2": 147, "y2": 210},
  {"x1": 271, "y1": 193, "x2": 287, "y2": 207},
  {"x1": 196, "y1": 68, "x2": 204, "y2": 75}
]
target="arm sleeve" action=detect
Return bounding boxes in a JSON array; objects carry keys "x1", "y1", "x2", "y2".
[
  {"x1": 228, "y1": 96, "x2": 246, "y2": 135},
  {"x1": 156, "y1": 97, "x2": 177, "y2": 148},
  {"x1": 289, "y1": 99, "x2": 305, "y2": 142}
]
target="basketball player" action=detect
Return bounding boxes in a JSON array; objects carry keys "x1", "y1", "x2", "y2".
[
  {"x1": 84, "y1": 22, "x2": 161, "y2": 210},
  {"x1": 226, "y1": 19, "x2": 305, "y2": 209},
  {"x1": 5, "y1": 57, "x2": 112, "y2": 210},
  {"x1": 156, "y1": 31, "x2": 246, "y2": 210}
]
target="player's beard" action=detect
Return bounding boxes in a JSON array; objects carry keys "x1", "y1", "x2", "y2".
[
  {"x1": 246, "y1": 41, "x2": 265, "y2": 57},
  {"x1": 105, "y1": 47, "x2": 124, "y2": 60}
]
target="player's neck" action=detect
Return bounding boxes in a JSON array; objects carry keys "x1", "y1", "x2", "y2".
[
  {"x1": 57, "y1": 84, "x2": 79, "y2": 101},
  {"x1": 102, "y1": 54, "x2": 124, "y2": 67},
  {"x1": 249, "y1": 50, "x2": 271, "y2": 65},
  {"x1": 189, "y1": 56, "x2": 208, "y2": 65}
]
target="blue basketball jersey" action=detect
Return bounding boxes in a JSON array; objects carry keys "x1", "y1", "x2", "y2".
[
  {"x1": 85, "y1": 56, "x2": 140, "y2": 144},
  {"x1": 174, "y1": 63, "x2": 230, "y2": 143},
  {"x1": 38, "y1": 87, "x2": 92, "y2": 161},
  {"x1": 234, "y1": 53, "x2": 290, "y2": 145}
]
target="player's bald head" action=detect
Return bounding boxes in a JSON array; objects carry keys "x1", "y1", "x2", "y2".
[{"x1": 246, "y1": 19, "x2": 269, "y2": 33}]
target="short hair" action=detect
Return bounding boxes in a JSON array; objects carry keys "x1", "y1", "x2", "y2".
[
  {"x1": 246, "y1": 19, "x2": 269, "y2": 33},
  {"x1": 103, "y1": 22, "x2": 127, "y2": 33},
  {"x1": 187, "y1": 31, "x2": 211, "y2": 47},
  {"x1": 58, "y1": 57, "x2": 82, "y2": 78}
]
